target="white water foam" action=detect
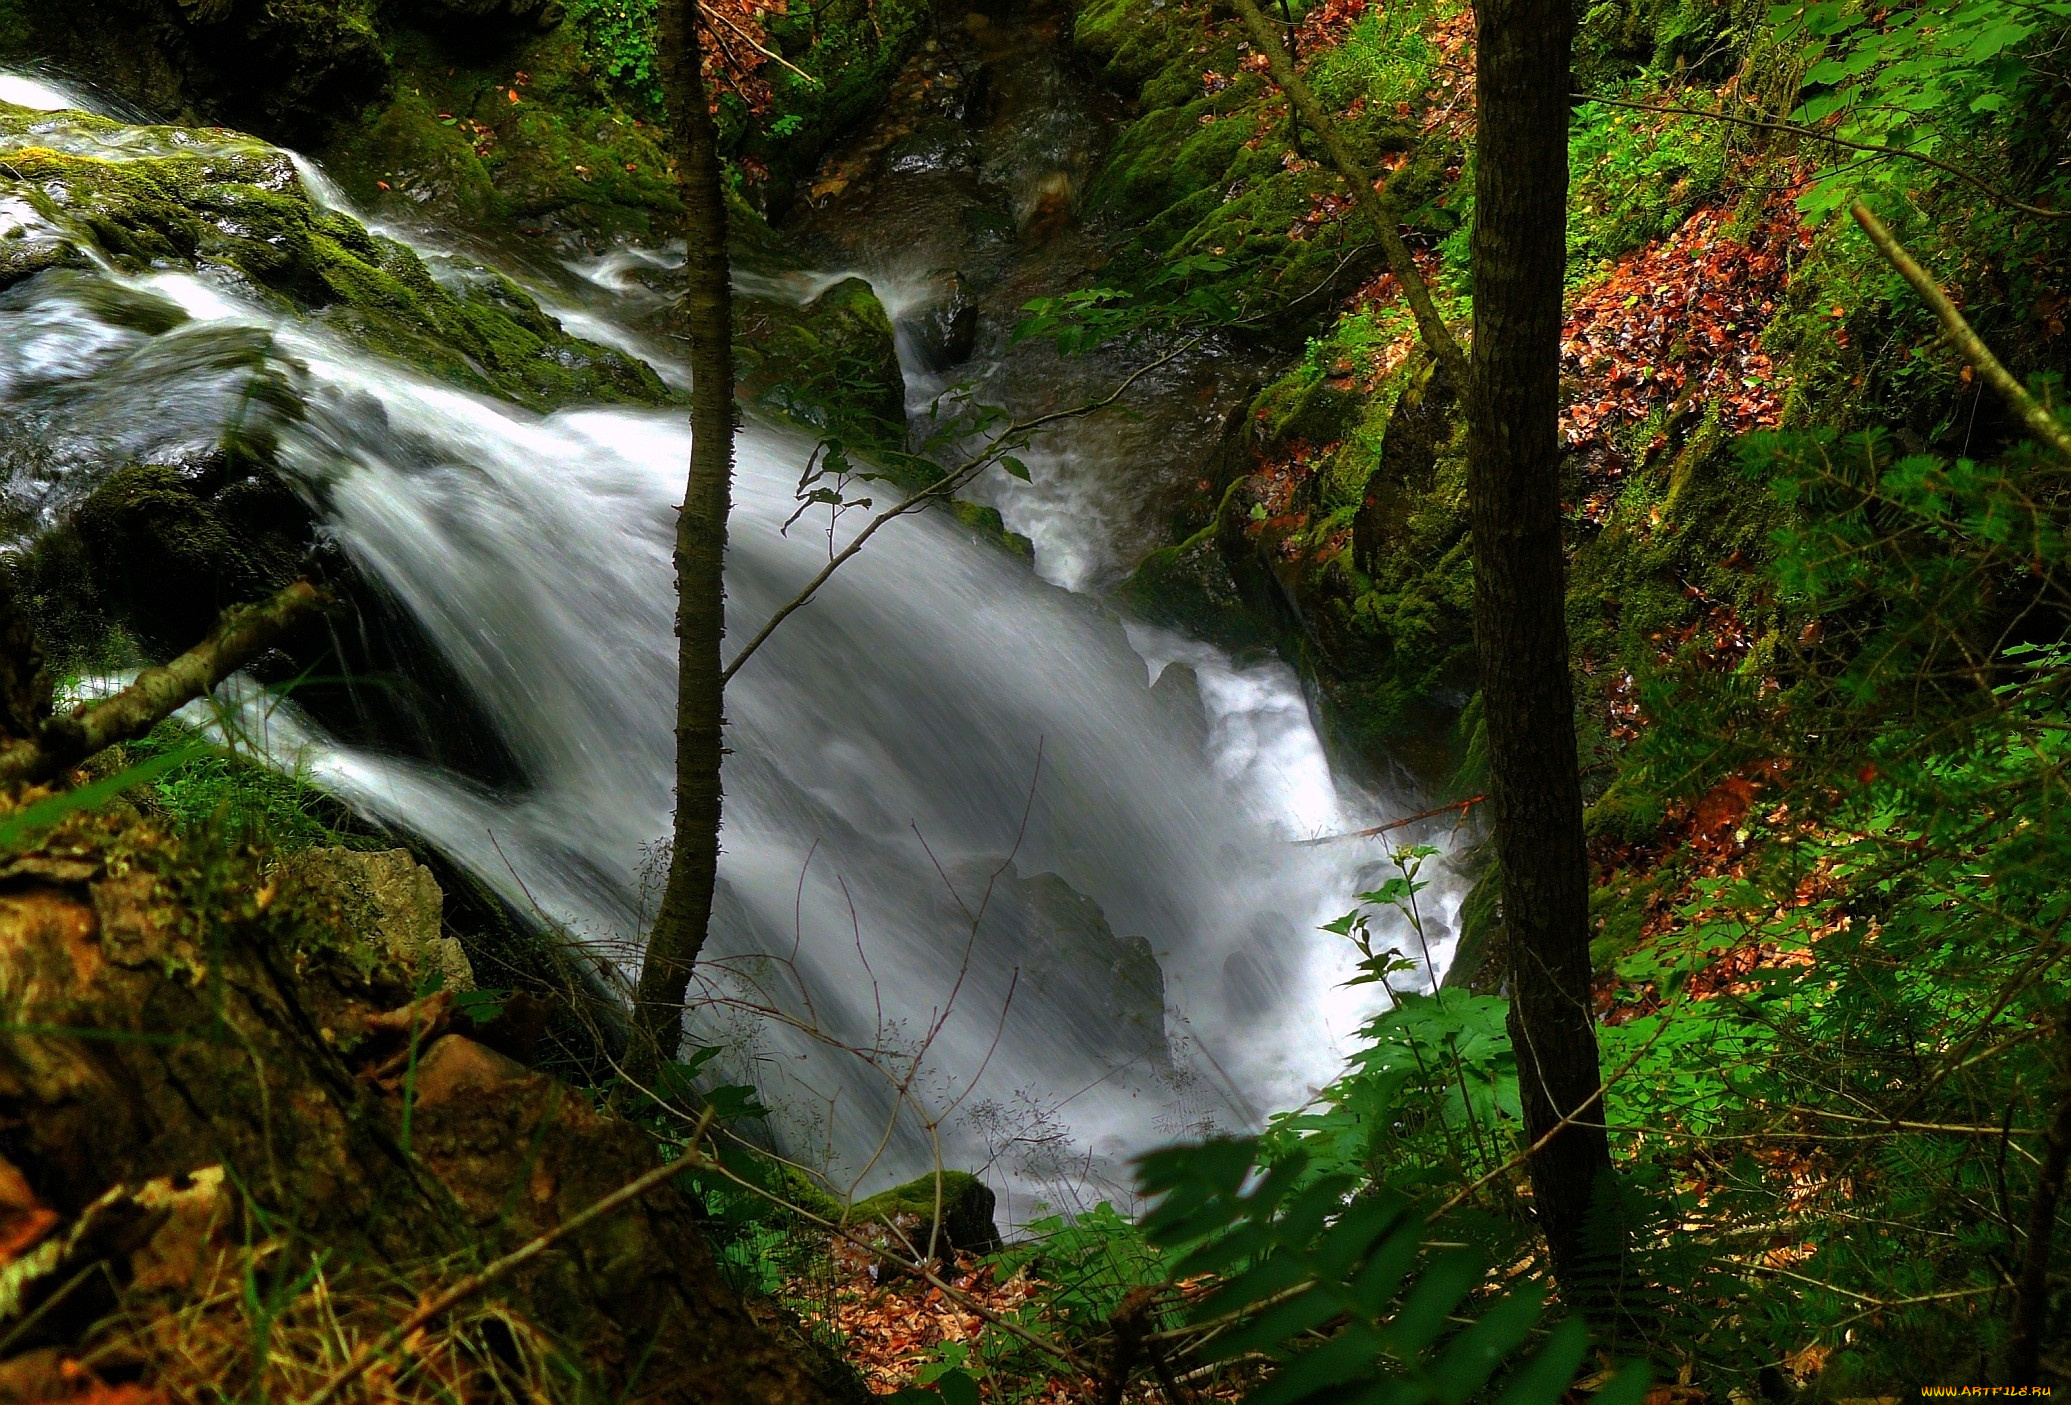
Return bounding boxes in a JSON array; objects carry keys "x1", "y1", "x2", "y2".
[{"x1": 0, "y1": 102, "x2": 1461, "y2": 1202}]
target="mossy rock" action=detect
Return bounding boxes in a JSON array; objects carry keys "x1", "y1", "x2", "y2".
[
  {"x1": 735, "y1": 275, "x2": 906, "y2": 453},
  {"x1": 1122, "y1": 518, "x2": 1265, "y2": 651},
  {"x1": 0, "y1": 103, "x2": 670, "y2": 409},
  {"x1": 71, "y1": 460, "x2": 309, "y2": 656},
  {"x1": 321, "y1": 24, "x2": 683, "y2": 244},
  {"x1": 851, "y1": 1171, "x2": 1001, "y2": 1256}
]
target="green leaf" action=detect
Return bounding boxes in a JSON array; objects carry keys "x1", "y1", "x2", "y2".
[{"x1": 1490, "y1": 1319, "x2": 1589, "y2": 1405}]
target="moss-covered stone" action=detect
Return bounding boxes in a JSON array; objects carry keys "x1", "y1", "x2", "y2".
[
  {"x1": 321, "y1": 24, "x2": 683, "y2": 244},
  {"x1": 0, "y1": 104, "x2": 670, "y2": 409},
  {"x1": 72, "y1": 460, "x2": 309, "y2": 657},
  {"x1": 735, "y1": 275, "x2": 906, "y2": 449},
  {"x1": 850, "y1": 1170, "x2": 1000, "y2": 1255}
]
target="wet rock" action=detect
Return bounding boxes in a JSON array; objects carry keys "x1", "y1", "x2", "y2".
[
  {"x1": 0, "y1": 108, "x2": 670, "y2": 410},
  {"x1": 735, "y1": 275, "x2": 907, "y2": 451},
  {"x1": 1149, "y1": 659, "x2": 1210, "y2": 749},
  {"x1": 885, "y1": 117, "x2": 981, "y2": 176},
  {"x1": 911, "y1": 273, "x2": 982, "y2": 373},
  {"x1": 72, "y1": 460, "x2": 311, "y2": 658},
  {"x1": 1019, "y1": 170, "x2": 1077, "y2": 238},
  {"x1": 273, "y1": 847, "x2": 473, "y2": 995},
  {"x1": 1122, "y1": 527, "x2": 1266, "y2": 653}
]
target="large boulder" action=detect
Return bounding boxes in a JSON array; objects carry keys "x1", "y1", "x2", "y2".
[
  {"x1": 0, "y1": 808, "x2": 856, "y2": 1402},
  {"x1": 735, "y1": 275, "x2": 909, "y2": 456}
]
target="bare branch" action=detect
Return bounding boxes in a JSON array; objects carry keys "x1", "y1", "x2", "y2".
[{"x1": 1294, "y1": 794, "x2": 1486, "y2": 846}]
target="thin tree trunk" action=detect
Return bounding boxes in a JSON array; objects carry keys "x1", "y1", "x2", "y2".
[
  {"x1": 2007, "y1": 1020, "x2": 2071, "y2": 1383},
  {"x1": 1466, "y1": 0, "x2": 1620, "y2": 1310},
  {"x1": 630, "y1": 0, "x2": 737, "y2": 1087}
]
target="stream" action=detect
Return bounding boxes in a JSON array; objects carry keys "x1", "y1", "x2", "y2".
[{"x1": 0, "y1": 36, "x2": 1464, "y2": 1213}]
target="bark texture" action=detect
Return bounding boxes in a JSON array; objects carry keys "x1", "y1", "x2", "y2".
[
  {"x1": 0, "y1": 580, "x2": 329, "y2": 787},
  {"x1": 1465, "y1": 0, "x2": 1620, "y2": 1306},
  {"x1": 633, "y1": 0, "x2": 738, "y2": 1081}
]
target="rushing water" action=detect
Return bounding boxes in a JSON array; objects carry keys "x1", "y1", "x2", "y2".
[{"x1": 0, "y1": 72, "x2": 1464, "y2": 1210}]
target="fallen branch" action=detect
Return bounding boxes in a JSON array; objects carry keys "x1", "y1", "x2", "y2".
[
  {"x1": 0, "y1": 580, "x2": 331, "y2": 787},
  {"x1": 1223, "y1": 0, "x2": 1473, "y2": 399},
  {"x1": 1852, "y1": 201, "x2": 2071, "y2": 463},
  {"x1": 1579, "y1": 94, "x2": 2066, "y2": 221},
  {"x1": 1293, "y1": 795, "x2": 1486, "y2": 846},
  {"x1": 299, "y1": 1110, "x2": 716, "y2": 1405}
]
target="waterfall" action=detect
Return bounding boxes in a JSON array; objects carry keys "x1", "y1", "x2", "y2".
[{"x1": 0, "y1": 78, "x2": 1464, "y2": 1208}]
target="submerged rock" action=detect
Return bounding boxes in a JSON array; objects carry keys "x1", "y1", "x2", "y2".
[{"x1": 955, "y1": 860, "x2": 1170, "y2": 1079}]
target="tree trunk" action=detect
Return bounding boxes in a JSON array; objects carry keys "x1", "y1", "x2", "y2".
[
  {"x1": 631, "y1": 0, "x2": 737, "y2": 1087},
  {"x1": 1466, "y1": 0, "x2": 1620, "y2": 1310}
]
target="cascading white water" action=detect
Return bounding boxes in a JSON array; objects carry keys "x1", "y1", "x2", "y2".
[{"x1": 0, "y1": 79, "x2": 1465, "y2": 1208}]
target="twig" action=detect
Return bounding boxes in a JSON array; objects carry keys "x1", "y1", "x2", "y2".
[
  {"x1": 298, "y1": 1109, "x2": 716, "y2": 1405},
  {"x1": 1578, "y1": 93, "x2": 2067, "y2": 221},
  {"x1": 1293, "y1": 795, "x2": 1486, "y2": 846},
  {"x1": 697, "y1": 1, "x2": 820, "y2": 88},
  {"x1": 0, "y1": 580, "x2": 331, "y2": 787},
  {"x1": 1223, "y1": 0, "x2": 1473, "y2": 398},
  {"x1": 1851, "y1": 201, "x2": 2071, "y2": 463},
  {"x1": 722, "y1": 340, "x2": 1198, "y2": 684}
]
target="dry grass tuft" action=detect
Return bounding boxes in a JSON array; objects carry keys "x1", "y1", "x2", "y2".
[{"x1": 89, "y1": 1243, "x2": 579, "y2": 1405}]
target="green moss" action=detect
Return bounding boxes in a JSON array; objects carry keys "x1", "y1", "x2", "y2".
[
  {"x1": 850, "y1": 1169, "x2": 999, "y2": 1253},
  {"x1": 1076, "y1": 0, "x2": 1461, "y2": 331},
  {"x1": 1121, "y1": 514, "x2": 1263, "y2": 650},
  {"x1": 736, "y1": 275, "x2": 906, "y2": 449},
  {"x1": 321, "y1": 25, "x2": 681, "y2": 243},
  {"x1": 947, "y1": 501, "x2": 1034, "y2": 559},
  {"x1": 0, "y1": 107, "x2": 670, "y2": 409}
]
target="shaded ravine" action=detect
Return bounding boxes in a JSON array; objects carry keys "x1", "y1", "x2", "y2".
[{"x1": 0, "y1": 72, "x2": 1462, "y2": 1211}]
